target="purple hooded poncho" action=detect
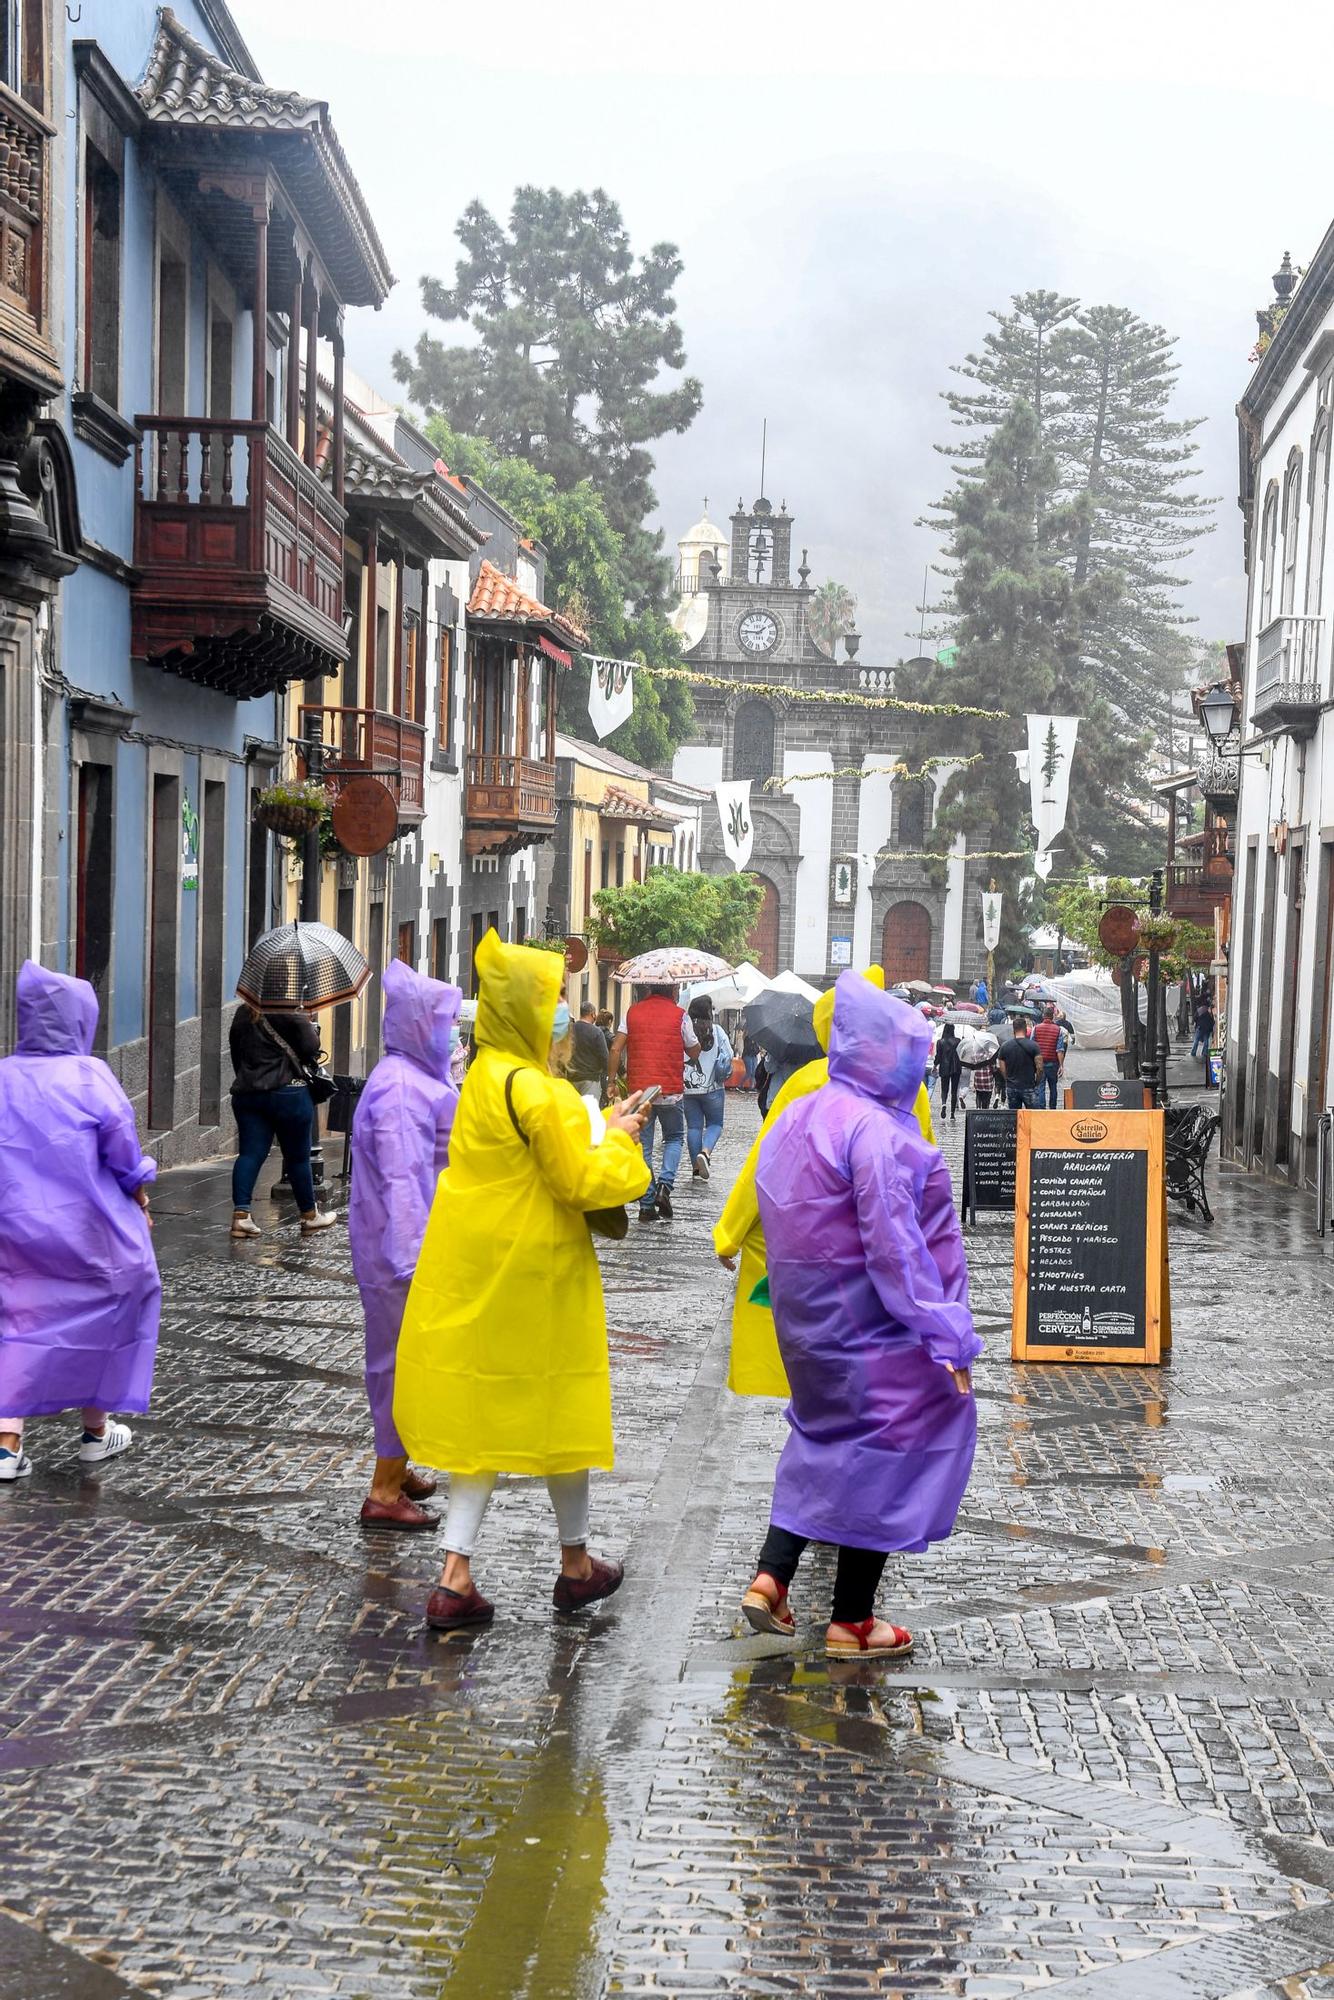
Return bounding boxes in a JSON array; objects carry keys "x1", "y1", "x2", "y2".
[
  {"x1": 348, "y1": 959, "x2": 462, "y2": 1457},
  {"x1": 0, "y1": 961, "x2": 161, "y2": 1417},
  {"x1": 756, "y1": 971, "x2": 982, "y2": 1553}
]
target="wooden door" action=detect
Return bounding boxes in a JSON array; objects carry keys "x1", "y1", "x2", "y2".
[
  {"x1": 882, "y1": 900, "x2": 931, "y2": 984},
  {"x1": 747, "y1": 875, "x2": 780, "y2": 976}
]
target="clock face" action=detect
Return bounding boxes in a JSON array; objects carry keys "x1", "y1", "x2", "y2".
[{"x1": 738, "y1": 610, "x2": 780, "y2": 656}]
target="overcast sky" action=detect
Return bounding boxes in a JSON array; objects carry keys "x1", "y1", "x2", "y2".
[{"x1": 246, "y1": 0, "x2": 1334, "y2": 662}]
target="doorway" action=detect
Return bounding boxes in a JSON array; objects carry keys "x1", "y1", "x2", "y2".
[
  {"x1": 75, "y1": 763, "x2": 113, "y2": 1048},
  {"x1": 198, "y1": 780, "x2": 226, "y2": 1126},
  {"x1": 746, "y1": 875, "x2": 780, "y2": 976},
  {"x1": 149, "y1": 774, "x2": 180, "y2": 1131},
  {"x1": 882, "y1": 900, "x2": 932, "y2": 985}
]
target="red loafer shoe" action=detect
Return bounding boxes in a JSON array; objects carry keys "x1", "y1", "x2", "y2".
[
  {"x1": 360, "y1": 1495, "x2": 439, "y2": 1531},
  {"x1": 425, "y1": 1583, "x2": 495, "y2": 1632},
  {"x1": 401, "y1": 1468, "x2": 438, "y2": 1501},
  {"x1": 553, "y1": 1556, "x2": 624, "y2": 1611}
]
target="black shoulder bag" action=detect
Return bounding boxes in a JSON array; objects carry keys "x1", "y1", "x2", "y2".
[
  {"x1": 256, "y1": 1012, "x2": 337, "y2": 1106},
  {"x1": 505, "y1": 1068, "x2": 629, "y2": 1242}
]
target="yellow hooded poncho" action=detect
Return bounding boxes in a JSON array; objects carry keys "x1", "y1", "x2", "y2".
[
  {"x1": 714, "y1": 967, "x2": 936, "y2": 1397},
  {"x1": 394, "y1": 929, "x2": 653, "y2": 1475}
]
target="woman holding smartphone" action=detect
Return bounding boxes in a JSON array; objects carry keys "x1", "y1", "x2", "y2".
[{"x1": 393, "y1": 929, "x2": 652, "y2": 1633}]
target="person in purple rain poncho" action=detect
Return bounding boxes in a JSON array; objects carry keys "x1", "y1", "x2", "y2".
[
  {"x1": 348, "y1": 959, "x2": 463, "y2": 1529},
  {"x1": 741, "y1": 971, "x2": 982, "y2": 1659},
  {"x1": 0, "y1": 962, "x2": 161, "y2": 1481}
]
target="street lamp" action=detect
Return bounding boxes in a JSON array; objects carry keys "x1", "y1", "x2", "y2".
[{"x1": 1200, "y1": 684, "x2": 1238, "y2": 744}]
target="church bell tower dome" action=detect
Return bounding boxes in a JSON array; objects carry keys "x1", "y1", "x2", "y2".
[{"x1": 675, "y1": 505, "x2": 731, "y2": 590}]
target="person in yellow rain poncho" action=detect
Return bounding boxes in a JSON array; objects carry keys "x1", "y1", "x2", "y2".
[
  {"x1": 714, "y1": 967, "x2": 936, "y2": 1398},
  {"x1": 394, "y1": 929, "x2": 653, "y2": 1634}
]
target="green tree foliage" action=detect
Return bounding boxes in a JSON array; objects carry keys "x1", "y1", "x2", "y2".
[
  {"x1": 587, "y1": 870, "x2": 763, "y2": 962},
  {"x1": 1041, "y1": 877, "x2": 1212, "y2": 984},
  {"x1": 429, "y1": 421, "x2": 692, "y2": 769},
  {"x1": 395, "y1": 187, "x2": 702, "y2": 606},
  {"x1": 808, "y1": 580, "x2": 858, "y2": 660},
  {"x1": 935, "y1": 291, "x2": 1214, "y2": 749},
  {"x1": 914, "y1": 401, "x2": 1161, "y2": 966}
]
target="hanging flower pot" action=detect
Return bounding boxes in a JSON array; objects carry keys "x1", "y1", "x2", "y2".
[{"x1": 252, "y1": 778, "x2": 328, "y2": 838}]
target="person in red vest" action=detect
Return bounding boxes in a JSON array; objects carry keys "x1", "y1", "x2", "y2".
[
  {"x1": 609, "y1": 986, "x2": 701, "y2": 1223},
  {"x1": 1032, "y1": 1004, "x2": 1067, "y2": 1109}
]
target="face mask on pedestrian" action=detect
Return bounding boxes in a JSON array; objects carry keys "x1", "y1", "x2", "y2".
[
  {"x1": 551, "y1": 1002, "x2": 571, "y2": 1043},
  {"x1": 448, "y1": 1026, "x2": 460, "y2": 1054}
]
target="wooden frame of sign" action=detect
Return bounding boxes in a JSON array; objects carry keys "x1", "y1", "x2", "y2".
[
  {"x1": 1062, "y1": 1079, "x2": 1152, "y2": 1110},
  {"x1": 1012, "y1": 1110, "x2": 1169, "y2": 1366}
]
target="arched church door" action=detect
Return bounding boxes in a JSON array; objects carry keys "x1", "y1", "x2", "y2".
[
  {"x1": 747, "y1": 875, "x2": 781, "y2": 977},
  {"x1": 882, "y1": 900, "x2": 931, "y2": 985}
]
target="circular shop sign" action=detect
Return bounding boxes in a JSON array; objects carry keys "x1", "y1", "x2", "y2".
[{"x1": 331, "y1": 774, "x2": 399, "y2": 857}]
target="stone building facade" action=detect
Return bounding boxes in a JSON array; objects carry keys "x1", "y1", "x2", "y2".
[{"x1": 669, "y1": 495, "x2": 987, "y2": 987}]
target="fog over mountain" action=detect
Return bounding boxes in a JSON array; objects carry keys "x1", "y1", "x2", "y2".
[{"x1": 248, "y1": 0, "x2": 1329, "y2": 665}]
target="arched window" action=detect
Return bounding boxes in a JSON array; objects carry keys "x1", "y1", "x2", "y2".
[
  {"x1": 1259, "y1": 484, "x2": 1279, "y2": 628},
  {"x1": 896, "y1": 779, "x2": 927, "y2": 850},
  {"x1": 732, "y1": 699, "x2": 775, "y2": 783},
  {"x1": 1281, "y1": 452, "x2": 1303, "y2": 614},
  {"x1": 1307, "y1": 417, "x2": 1330, "y2": 616},
  {"x1": 882, "y1": 901, "x2": 932, "y2": 985}
]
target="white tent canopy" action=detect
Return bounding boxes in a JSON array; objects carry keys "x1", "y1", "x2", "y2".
[
  {"x1": 767, "y1": 968, "x2": 823, "y2": 1004},
  {"x1": 1021, "y1": 970, "x2": 1123, "y2": 1050},
  {"x1": 686, "y1": 961, "x2": 771, "y2": 1010}
]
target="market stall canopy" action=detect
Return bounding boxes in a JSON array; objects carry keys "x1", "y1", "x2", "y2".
[
  {"x1": 237, "y1": 921, "x2": 370, "y2": 1013},
  {"x1": 687, "y1": 962, "x2": 771, "y2": 1009},
  {"x1": 768, "y1": 969, "x2": 823, "y2": 1004}
]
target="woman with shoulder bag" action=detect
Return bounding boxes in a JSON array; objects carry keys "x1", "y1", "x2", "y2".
[
  {"x1": 228, "y1": 1002, "x2": 336, "y2": 1238},
  {"x1": 684, "y1": 995, "x2": 733, "y2": 1181}
]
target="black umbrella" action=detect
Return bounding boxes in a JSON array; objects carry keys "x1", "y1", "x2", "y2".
[{"x1": 743, "y1": 988, "x2": 823, "y2": 1068}]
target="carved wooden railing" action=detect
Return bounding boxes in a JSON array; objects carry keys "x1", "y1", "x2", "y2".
[
  {"x1": 299, "y1": 705, "x2": 427, "y2": 816},
  {"x1": 0, "y1": 82, "x2": 54, "y2": 355},
  {"x1": 465, "y1": 752, "x2": 558, "y2": 824}
]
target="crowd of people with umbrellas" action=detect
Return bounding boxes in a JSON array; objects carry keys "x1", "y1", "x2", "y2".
[{"x1": 0, "y1": 917, "x2": 1077, "y2": 1653}]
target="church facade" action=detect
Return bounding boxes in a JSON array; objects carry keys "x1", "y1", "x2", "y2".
[{"x1": 669, "y1": 495, "x2": 987, "y2": 987}]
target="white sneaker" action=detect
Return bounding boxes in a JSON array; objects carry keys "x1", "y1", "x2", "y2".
[
  {"x1": 300, "y1": 1210, "x2": 337, "y2": 1233},
  {"x1": 79, "y1": 1419, "x2": 132, "y2": 1465},
  {"x1": 0, "y1": 1447, "x2": 32, "y2": 1481}
]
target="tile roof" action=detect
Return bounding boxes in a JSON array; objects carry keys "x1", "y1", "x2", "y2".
[
  {"x1": 137, "y1": 8, "x2": 392, "y2": 307},
  {"x1": 599, "y1": 783, "x2": 684, "y2": 829},
  {"x1": 467, "y1": 559, "x2": 587, "y2": 647}
]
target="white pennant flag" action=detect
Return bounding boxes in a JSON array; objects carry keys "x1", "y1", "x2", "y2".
[
  {"x1": 981, "y1": 892, "x2": 1003, "y2": 952},
  {"x1": 1026, "y1": 714, "x2": 1079, "y2": 854},
  {"x1": 586, "y1": 656, "x2": 635, "y2": 740},
  {"x1": 1033, "y1": 848, "x2": 1054, "y2": 879},
  {"x1": 714, "y1": 780, "x2": 754, "y2": 872}
]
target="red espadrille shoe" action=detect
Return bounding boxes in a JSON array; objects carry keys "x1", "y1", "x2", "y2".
[{"x1": 825, "y1": 1618, "x2": 913, "y2": 1660}]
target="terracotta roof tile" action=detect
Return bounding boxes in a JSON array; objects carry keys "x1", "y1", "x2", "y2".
[{"x1": 467, "y1": 558, "x2": 587, "y2": 647}]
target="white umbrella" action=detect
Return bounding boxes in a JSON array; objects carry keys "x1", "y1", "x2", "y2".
[{"x1": 768, "y1": 968, "x2": 823, "y2": 1003}]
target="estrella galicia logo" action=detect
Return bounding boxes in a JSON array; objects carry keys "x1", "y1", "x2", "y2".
[{"x1": 1071, "y1": 1117, "x2": 1108, "y2": 1144}]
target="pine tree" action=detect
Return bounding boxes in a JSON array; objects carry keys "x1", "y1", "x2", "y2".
[
  {"x1": 394, "y1": 187, "x2": 702, "y2": 607},
  {"x1": 939, "y1": 290, "x2": 1079, "y2": 465}
]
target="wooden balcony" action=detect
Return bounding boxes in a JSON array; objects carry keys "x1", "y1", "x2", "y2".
[
  {"x1": 132, "y1": 417, "x2": 348, "y2": 698},
  {"x1": 465, "y1": 752, "x2": 558, "y2": 858},
  {"x1": 0, "y1": 82, "x2": 61, "y2": 399},
  {"x1": 298, "y1": 705, "x2": 426, "y2": 824},
  {"x1": 1167, "y1": 822, "x2": 1231, "y2": 936},
  {"x1": 1252, "y1": 614, "x2": 1324, "y2": 738}
]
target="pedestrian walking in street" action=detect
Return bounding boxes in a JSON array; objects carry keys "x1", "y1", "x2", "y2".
[
  {"x1": 933, "y1": 1022, "x2": 964, "y2": 1120},
  {"x1": 968, "y1": 1053, "x2": 997, "y2": 1110},
  {"x1": 567, "y1": 1002, "x2": 610, "y2": 1107},
  {"x1": 0, "y1": 962, "x2": 161, "y2": 1480},
  {"x1": 683, "y1": 996, "x2": 734, "y2": 1180},
  {"x1": 739, "y1": 976, "x2": 980, "y2": 1657},
  {"x1": 716, "y1": 968, "x2": 935, "y2": 1399},
  {"x1": 348, "y1": 960, "x2": 462, "y2": 1531},
  {"x1": 394, "y1": 930, "x2": 652, "y2": 1633},
  {"x1": 1191, "y1": 991, "x2": 1216, "y2": 1062},
  {"x1": 608, "y1": 984, "x2": 700, "y2": 1222},
  {"x1": 595, "y1": 1008, "x2": 616, "y2": 1051},
  {"x1": 228, "y1": 1001, "x2": 335, "y2": 1237},
  {"x1": 997, "y1": 1021, "x2": 1041, "y2": 1109},
  {"x1": 1032, "y1": 1004, "x2": 1066, "y2": 1109}
]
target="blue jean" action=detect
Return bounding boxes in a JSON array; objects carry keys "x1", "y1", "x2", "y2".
[
  {"x1": 1039, "y1": 1060, "x2": 1060, "y2": 1108},
  {"x1": 1190, "y1": 1028, "x2": 1212, "y2": 1059},
  {"x1": 639, "y1": 1099, "x2": 685, "y2": 1209},
  {"x1": 685, "y1": 1088, "x2": 726, "y2": 1163},
  {"x1": 232, "y1": 1085, "x2": 316, "y2": 1212},
  {"x1": 1006, "y1": 1082, "x2": 1037, "y2": 1111}
]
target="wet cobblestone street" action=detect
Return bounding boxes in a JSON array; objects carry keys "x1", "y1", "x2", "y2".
[{"x1": 6, "y1": 1060, "x2": 1334, "y2": 1998}]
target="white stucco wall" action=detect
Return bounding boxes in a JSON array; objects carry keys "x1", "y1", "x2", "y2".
[
  {"x1": 787, "y1": 751, "x2": 834, "y2": 976},
  {"x1": 853, "y1": 758, "x2": 897, "y2": 967}
]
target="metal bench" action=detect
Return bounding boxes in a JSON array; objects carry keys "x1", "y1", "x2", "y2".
[{"x1": 1164, "y1": 1103, "x2": 1220, "y2": 1223}]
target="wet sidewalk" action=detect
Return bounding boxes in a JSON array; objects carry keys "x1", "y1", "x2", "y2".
[{"x1": 3, "y1": 1052, "x2": 1334, "y2": 1998}]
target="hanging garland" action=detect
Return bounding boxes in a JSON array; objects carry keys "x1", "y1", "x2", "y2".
[
  {"x1": 764, "y1": 752, "x2": 984, "y2": 790},
  {"x1": 847, "y1": 847, "x2": 1033, "y2": 864},
  {"x1": 635, "y1": 661, "x2": 1007, "y2": 721}
]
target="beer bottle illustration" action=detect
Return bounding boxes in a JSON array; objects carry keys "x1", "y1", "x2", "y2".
[{"x1": 1081, "y1": 1305, "x2": 1093, "y2": 1339}]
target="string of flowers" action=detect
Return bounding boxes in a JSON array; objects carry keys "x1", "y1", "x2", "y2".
[
  {"x1": 845, "y1": 847, "x2": 1034, "y2": 864},
  {"x1": 634, "y1": 661, "x2": 1007, "y2": 721},
  {"x1": 765, "y1": 752, "x2": 984, "y2": 790}
]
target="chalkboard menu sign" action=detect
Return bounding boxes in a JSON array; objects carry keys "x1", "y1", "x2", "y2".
[
  {"x1": 1064, "y1": 1078, "x2": 1152, "y2": 1111},
  {"x1": 960, "y1": 1109, "x2": 1017, "y2": 1224},
  {"x1": 1012, "y1": 1110, "x2": 1167, "y2": 1366}
]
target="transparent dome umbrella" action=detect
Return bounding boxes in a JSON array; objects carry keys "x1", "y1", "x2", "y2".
[{"x1": 236, "y1": 921, "x2": 371, "y2": 1013}]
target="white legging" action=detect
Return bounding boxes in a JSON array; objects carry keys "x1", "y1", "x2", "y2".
[{"x1": 443, "y1": 1470, "x2": 590, "y2": 1557}]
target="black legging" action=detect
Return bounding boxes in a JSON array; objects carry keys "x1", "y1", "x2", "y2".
[
  {"x1": 937, "y1": 1065, "x2": 961, "y2": 1116},
  {"x1": 758, "y1": 1523, "x2": 889, "y2": 1625}
]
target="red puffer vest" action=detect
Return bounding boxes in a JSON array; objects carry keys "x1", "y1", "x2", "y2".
[{"x1": 625, "y1": 995, "x2": 685, "y2": 1096}]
